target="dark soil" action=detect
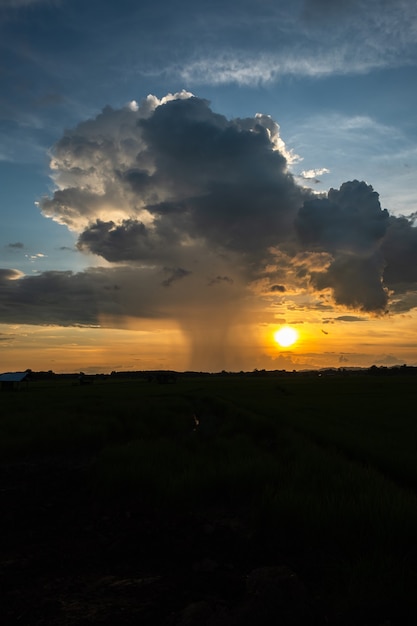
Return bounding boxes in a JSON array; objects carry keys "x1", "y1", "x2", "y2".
[{"x1": 0, "y1": 452, "x2": 402, "y2": 625}]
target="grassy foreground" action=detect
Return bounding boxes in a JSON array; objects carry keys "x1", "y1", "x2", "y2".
[{"x1": 2, "y1": 373, "x2": 417, "y2": 622}]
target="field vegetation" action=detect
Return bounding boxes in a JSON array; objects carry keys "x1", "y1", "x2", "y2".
[{"x1": 2, "y1": 372, "x2": 417, "y2": 624}]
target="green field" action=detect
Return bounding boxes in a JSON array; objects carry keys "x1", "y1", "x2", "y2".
[{"x1": 2, "y1": 373, "x2": 417, "y2": 623}]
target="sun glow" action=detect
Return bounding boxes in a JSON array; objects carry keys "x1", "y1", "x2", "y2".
[{"x1": 274, "y1": 326, "x2": 299, "y2": 348}]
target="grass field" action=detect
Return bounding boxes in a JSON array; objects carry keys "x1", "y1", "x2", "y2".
[{"x1": 2, "y1": 373, "x2": 417, "y2": 622}]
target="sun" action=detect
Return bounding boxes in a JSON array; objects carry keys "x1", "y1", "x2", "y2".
[{"x1": 274, "y1": 326, "x2": 299, "y2": 348}]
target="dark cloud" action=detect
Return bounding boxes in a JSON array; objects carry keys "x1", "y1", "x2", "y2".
[
  {"x1": 77, "y1": 219, "x2": 162, "y2": 262},
  {"x1": 388, "y1": 292, "x2": 417, "y2": 314},
  {"x1": 6, "y1": 242, "x2": 24, "y2": 249},
  {"x1": 293, "y1": 180, "x2": 417, "y2": 313},
  {"x1": 135, "y1": 96, "x2": 305, "y2": 255},
  {"x1": 381, "y1": 215, "x2": 417, "y2": 287},
  {"x1": 311, "y1": 254, "x2": 388, "y2": 313},
  {"x1": 0, "y1": 270, "x2": 99, "y2": 326},
  {"x1": 0, "y1": 266, "x2": 177, "y2": 326},
  {"x1": 270, "y1": 284, "x2": 286, "y2": 292},
  {"x1": 161, "y1": 267, "x2": 191, "y2": 288},
  {"x1": 334, "y1": 315, "x2": 366, "y2": 322},
  {"x1": 295, "y1": 180, "x2": 389, "y2": 254},
  {"x1": 208, "y1": 275, "x2": 234, "y2": 286},
  {"x1": 120, "y1": 169, "x2": 151, "y2": 194}
]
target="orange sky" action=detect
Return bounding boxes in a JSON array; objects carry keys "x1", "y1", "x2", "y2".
[{"x1": 2, "y1": 310, "x2": 417, "y2": 374}]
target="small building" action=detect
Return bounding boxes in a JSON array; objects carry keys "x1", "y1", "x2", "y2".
[
  {"x1": 0, "y1": 371, "x2": 30, "y2": 391},
  {"x1": 78, "y1": 373, "x2": 94, "y2": 385}
]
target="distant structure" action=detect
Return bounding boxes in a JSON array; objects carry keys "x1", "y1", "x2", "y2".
[
  {"x1": 0, "y1": 371, "x2": 30, "y2": 391},
  {"x1": 78, "y1": 372, "x2": 94, "y2": 385}
]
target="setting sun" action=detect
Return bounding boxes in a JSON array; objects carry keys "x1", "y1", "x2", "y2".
[{"x1": 274, "y1": 326, "x2": 299, "y2": 348}]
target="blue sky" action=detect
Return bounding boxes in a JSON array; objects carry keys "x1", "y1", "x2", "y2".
[{"x1": 1, "y1": 0, "x2": 417, "y2": 372}]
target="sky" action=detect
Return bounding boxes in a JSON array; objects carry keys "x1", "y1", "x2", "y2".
[{"x1": 1, "y1": 0, "x2": 417, "y2": 373}]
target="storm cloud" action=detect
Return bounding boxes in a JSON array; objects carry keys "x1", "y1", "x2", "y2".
[
  {"x1": 42, "y1": 93, "x2": 305, "y2": 261},
  {"x1": 295, "y1": 181, "x2": 389, "y2": 254},
  {"x1": 295, "y1": 180, "x2": 391, "y2": 313},
  {"x1": 381, "y1": 215, "x2": 417, "y2": 287},
  {"x1": 2, "y1": 92, "x2": 417, "y2": 367}
]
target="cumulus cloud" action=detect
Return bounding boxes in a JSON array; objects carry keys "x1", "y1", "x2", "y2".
[
  {"x1": 40, "y1": 94, "x2": 308, "y2": 265},
  {"x1": 381, "y1": 215, "x2": 417, "y2": 287},
  {"x1": 0, "y1": 268, "x2": 24, "y2": 281},
  {"x1": 77, "y1": 219, "x2": 163, "y2": 263},
  {"x1": 294, "y1": 180, "x2": 397, "y2": 313},
  {"x1": 35, "y1": 93, "x2": 312, "y2": 367},
  {"x1": 2, "y1": 92, "x2": 417, "y2": 367},
  {"x1": 296, "y1": 181, "x2": 389, "y2": 254},
  {"x1": 300, "y1": 168, "x2": 330, "y2": 179}
]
